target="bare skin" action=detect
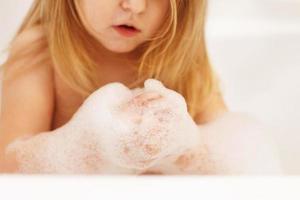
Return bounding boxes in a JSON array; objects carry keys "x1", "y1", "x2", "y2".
[
  {"x1": 5, "y1": 79, "x2": 201, "y2": 174},
  {"x1": 0, "y1": 26, "x2": 243, "y2": 174},
  {"x1": 4, "y1": 77, "x2": 283, "y2": 175}
]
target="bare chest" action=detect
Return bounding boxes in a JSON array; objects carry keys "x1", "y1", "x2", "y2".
[
  {"x1": 51, "y1": 68, "x2": 139, "y2": 130},
  {"x1": 51, "y1": 74, "x2": 86, "y2": 130}
]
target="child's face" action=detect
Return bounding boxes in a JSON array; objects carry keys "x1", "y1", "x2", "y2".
[{"x1": 76, "y1": 0, "x2": 170, "y2": 54}]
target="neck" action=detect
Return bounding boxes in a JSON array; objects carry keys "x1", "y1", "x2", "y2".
[
  {"x1": 94, "y1": 43, "x2": 144, "y2": 70},
  {"x1": 90, "y1": 43, "x2": 146, "y2": 86}
]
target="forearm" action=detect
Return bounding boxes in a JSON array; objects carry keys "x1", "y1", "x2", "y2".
[
  {"x1": 1, "y1": 125, "x2": 102, "y2": 174},
  {"x1": 1, "y1": 129, "x2": 63, "y2": 173},
  {"x1": 0, "y1": 134, "x2": 44, "y2": 173},
  {"x1": 0, "y1": 131, "x2": 36, "y2": 173},
  {"x1": 0, "y1": 149, "x2": 18, "y2": 173}
]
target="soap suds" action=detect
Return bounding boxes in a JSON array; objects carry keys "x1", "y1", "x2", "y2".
[{"x1": 6, "y1": 79, "x2": 201, "y2": 173}]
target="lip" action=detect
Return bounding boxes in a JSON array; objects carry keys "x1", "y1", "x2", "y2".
[{"x1": 112, "y1": 25, "x2": 141, "y2": 38}]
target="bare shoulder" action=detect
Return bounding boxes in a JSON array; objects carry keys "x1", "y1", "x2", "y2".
[
  {"x1": 195, "y1": 90, "x2": 229, "y2": 125},
  {"x1": 3, "y1": 24, "x2": 54, "y2": 100},
  {"x1": 1, "y1": 25, "x2": 55, "y2": 137},
  {"x1": 4, "y1": 25, "x2": 51, "y2": 82},
  {"x1": 8, "y1": 25, "x2": 46, "y2": 57}
]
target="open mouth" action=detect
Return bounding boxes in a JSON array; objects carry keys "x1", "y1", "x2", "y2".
[
  {"x1": 118, "y1": 24, "x2": 140, "y2": 31},
  {"x1": 118, "y1": 25, "x2": 138, "y2": 31},
  {"x1": 113, "y1": 25, "x2": 141, "y2": 37}
]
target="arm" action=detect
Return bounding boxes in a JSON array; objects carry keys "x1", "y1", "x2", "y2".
[
  {"x1": 0, "y1": 60, "x2": 105, "y2": 173},
  {"x1": 0, "y1": 55, "x2": 54, "y2": 173},
  {"x1": 0, "y1": 61, "x2": 146, "y2": 174},
  {"x1": 143, "y1": 88, "x2": 283, "y2": 175},
  {"x1": 1, "y1": 28, "x2": 122, "y2": 174}
]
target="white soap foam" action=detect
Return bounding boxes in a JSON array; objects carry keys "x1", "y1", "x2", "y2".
[
  {"x1": 6, "y1": 79, "x2": 201, "y2": 173},
  {"x1": 97, "y1": 79, "x2": 200, "y2": 169},
  {"x1": 145, "y1": 112, "x2": 283, "y2": 175}
]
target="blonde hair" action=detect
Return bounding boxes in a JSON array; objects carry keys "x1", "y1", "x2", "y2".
[{"x1": 1, "y1": 0, "x2": 221, "y2": 120}]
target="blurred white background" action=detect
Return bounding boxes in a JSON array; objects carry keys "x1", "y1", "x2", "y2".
[
  {"x1": 205, "y1": 0, "x2": 300, "y2": 174},
  {"x1": 0, "y1": 0, "x2": 300, "y2": 174}
]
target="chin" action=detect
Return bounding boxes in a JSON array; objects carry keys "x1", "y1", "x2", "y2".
[
  {"x1": 102, "y1": 40, "x2": 141, "y2": 54},
  {"x1": 109, "y1": 45, "x2": 139, "y2": 54}
]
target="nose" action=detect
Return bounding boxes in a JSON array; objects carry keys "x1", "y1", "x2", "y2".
[{"x1": 120, "y1": 0, "x2": 147, "y2": 14}]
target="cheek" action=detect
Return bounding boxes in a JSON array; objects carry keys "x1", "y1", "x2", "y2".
[
  {"x1": 146, "y1": 3, "x2": 170, "y2": 36},
  {"x1": 80, "y1": 0, "x2": 112, "y2": 32}
]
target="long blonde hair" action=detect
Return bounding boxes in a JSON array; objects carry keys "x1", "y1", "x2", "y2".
[{"x1": 1, "y1": 0, "x2": 221, "y2": 120}]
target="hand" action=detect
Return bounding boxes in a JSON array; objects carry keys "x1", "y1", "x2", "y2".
[
  {"x1": 5, "y1": 79, "x2": 200, "y2": 174},
  {"x1": 4, "y1": 82, "x2": 134, "y2": 174},
  {"x1": 78, "y1": 79, "x2": 200, "y2": 170}
]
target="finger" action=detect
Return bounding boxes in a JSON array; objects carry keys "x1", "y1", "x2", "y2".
[
  {"x1": 134, "y1": 92, "x2": 163, "y2": 103},
  {"x1": 131, "y1": 92, "x2": 163, "y2": 108},
  {"x1": 144, "y1": 79, "x2": 167, "y2": 94}
]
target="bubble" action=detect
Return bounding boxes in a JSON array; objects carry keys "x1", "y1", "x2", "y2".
[{"x1": 6, "y1": 79, "x2": 200, "y2": 173}]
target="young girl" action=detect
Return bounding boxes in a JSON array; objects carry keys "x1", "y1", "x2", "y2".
[{"x1": 0, "y1": 0, "x2": 282, "y2": 174}]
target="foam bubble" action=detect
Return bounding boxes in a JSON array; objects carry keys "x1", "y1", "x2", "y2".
[{"x1": 6, "y1": 79, "x2": 200, "y2": 173}]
